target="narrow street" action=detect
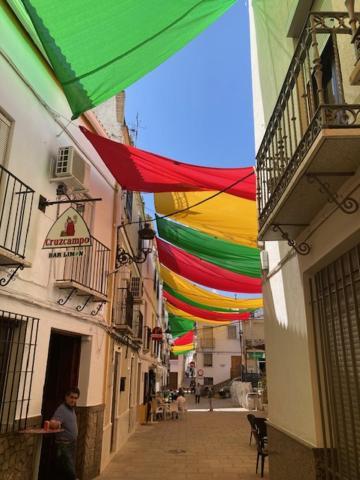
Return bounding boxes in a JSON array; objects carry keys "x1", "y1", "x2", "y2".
[{"x1": 96, "y1": 397, "x2": 268, "y2": 480}]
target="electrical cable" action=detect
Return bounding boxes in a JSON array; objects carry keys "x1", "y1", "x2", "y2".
[{"x1": 119, "y1": 170, "x2": 255, "y2": 228}]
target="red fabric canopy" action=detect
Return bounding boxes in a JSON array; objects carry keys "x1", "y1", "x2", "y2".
[
  {"x1": 173, "y1": 330, "x2": 194, "y2": 346},
  {"x1": 156, "y1": 238, "x2": 262, "y2": 294},
  {"x1": 164, "y1": 291, "x2": 251, "y2": 321},
  {"x1": 80, "y1": 127, "x2": 255, "y2": 199}
]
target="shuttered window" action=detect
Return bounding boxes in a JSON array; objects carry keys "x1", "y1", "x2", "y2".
[
  {"x1": 0, "y1": 112, "x2": 11, "y2": 166},
  {"x1": 311, "y1": 243, "x2": 360, "y2": 479}
]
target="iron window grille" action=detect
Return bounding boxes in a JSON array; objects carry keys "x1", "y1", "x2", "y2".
[
  {"x1": 203, "y1": 353, "x2": 213, "y2": 367},
  {"x1": 311, "y1": 243, "x2": 360, "y2": 479},
  {"x1": 124, "y1": 190, "x2": 133, "y2": 220},
  {"x1": 227, "y1": 325, "x2": 237, "y2": 339},
  {"x1": 0, "y1": 311, "x2": 38, "y2": 433}
]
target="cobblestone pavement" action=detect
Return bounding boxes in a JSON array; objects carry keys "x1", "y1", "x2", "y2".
[{"x1": 96, "y1": 396, "x2": 268, "y2": 480}]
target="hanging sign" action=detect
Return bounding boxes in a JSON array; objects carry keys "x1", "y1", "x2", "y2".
[
  {"x1": 151, "y1": 327, "x2": 163, "y2": 341},
  {"x1": 43, "y1": 207, "x2": 92, "y2": 257},
  {"x1": 197, "y1": 369, "x2": 204, "y2": 377}
]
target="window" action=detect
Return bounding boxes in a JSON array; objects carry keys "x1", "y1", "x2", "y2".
[
  {"x1": 227, "y1": 325, "x2": 237, "y2": 339},
  {"x1": 153, "y1": 270, "x2": 157, "y2": 291},
  {"x1": 0, "y1": 311, "x2": 39, "y2": 433},
  {"x1": 125, "y1": 190, "x2": 133, "y2": 220},
  {"x1": 145, "y1": 327, "x2": 151, "y2": 350},
  {"x1": 137, "y1": 216, "x2": 143, "y2": 254},
  {"x1": 204, "y1": 377, "x2": 213, "y2": 386},
  {"x1": 203, "y1": 353, "x2": 213, "y2": 367},
  {"x1": 0, "y1": 111, "x2": 11, "y2": 166}
]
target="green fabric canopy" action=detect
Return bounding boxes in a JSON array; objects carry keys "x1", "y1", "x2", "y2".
[
  {"x1": 164, "y1": 283, "x2": 252, "y2": 313},
  {"x1": 20, "y1": 0, "x2": 236, "y2": 118},
  {"x1": 168, "y1": 314, "x2": 195, "y2": 338},
  {"x1": 157, "y1": 216, "x2": 261, "y2": 278}
]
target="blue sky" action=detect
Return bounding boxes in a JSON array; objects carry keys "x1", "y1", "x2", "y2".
[
  {"x1": 125, "y1": 1, "x2": 257, "y2": 299},
  {"x1": 125, "y1": 0, "x2": 254, "y2": 216}
]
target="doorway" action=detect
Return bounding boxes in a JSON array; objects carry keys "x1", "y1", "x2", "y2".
[
  {"x1": 231, "y1": 355, "x2": 242, "y2": 379},
  {"x1": 38, "y1": 330, "x2": 81, "y2": 480},
  {"x1": 110, "y1": 351, "x2": 120, "y2": 453}
]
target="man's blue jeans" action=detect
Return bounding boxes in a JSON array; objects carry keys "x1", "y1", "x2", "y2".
[{"x1": 55, "y1": 442, "x2": 77, "y2": 480}]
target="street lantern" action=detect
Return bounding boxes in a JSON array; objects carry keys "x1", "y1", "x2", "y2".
[{"x1": 116, "y1": 222, "x2": 156, "y2": 267}]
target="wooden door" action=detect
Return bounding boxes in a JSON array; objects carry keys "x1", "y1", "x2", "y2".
[{"x1": 230, "y1": 355, "x2": 242, "y2": 379}]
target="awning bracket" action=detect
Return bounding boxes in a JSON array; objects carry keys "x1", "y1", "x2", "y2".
[
  {"x1": 0, "y1": 264, "x2": 24, "y2": 287},
  {"x1": 76, "y1": 295, "x2": 92, "y2": 312},
  {"x1": 57, "y1": 288, "x2": 76, "y2": 306},
  {"x1": 272, "y1": 224, "x2": 311, "y2": 255},
  {"x1": 306, "y1": 173, "x2": 359, "y2": 214}
]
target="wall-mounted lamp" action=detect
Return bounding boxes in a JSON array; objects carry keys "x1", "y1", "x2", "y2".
[{"x1": 116, "y1": 223, "x2": 156, "y2": 267}]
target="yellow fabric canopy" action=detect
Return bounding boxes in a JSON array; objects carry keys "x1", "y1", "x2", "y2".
[
  {"x1": 161, "y1": 266, "x2": 263, "y2": 310},
  {"x1": 166, "y1": 304, "x2": 232, "y2": 325},
  {"x1": 155, "y1": 191, "x2": 258, "y2": 248}
]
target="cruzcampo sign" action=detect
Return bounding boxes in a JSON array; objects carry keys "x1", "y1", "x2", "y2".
[{"x1": 43, "y1": 207, "x2": 92, "y2": 253}]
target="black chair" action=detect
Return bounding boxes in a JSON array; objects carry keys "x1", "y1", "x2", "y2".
[
  {"x1": 247, "y1": 413, "x2": 257, "y2": 445},
  {"x1": 254, "y1": 417, "x2": 267, "y2": 442},
  {"x1": 253, "y1": 429, "x2": 268, "y2": 477}
]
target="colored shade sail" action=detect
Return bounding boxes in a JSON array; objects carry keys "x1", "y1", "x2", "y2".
[
  {"x1": 173, "y1": 330, "x2": 194, "y2": 346},
  {"x1": 157, "y1": 215, "x2": 260, "y2": 278},
  {"x1": 80, "y1": 128, "x2": 255, "y2": 199},
  {"x1": 157, "y1": 238, "x2": 262, "y2": 294},
  {"x1": 21, "y1": 0, "x2": 236, "y2": 118},
  {"x1": 161, "y1": 266, "x2": 263, "y2": 310},
  {"x1": 168, "y1": 314, "x2": 195, "y2": 338},
  {"x1": 166, "y1": 304, "x2": 232, "y2": 325},
  {"x1": 164, "y1": 291, "x2": 251, "y2": 321},
  {"x1": 164, "y1": 283, "x2": 246, "y2": 313},
  {"x1": 155, "y1": 191, "x2": 258, "y2": 247},
  {"x1": 171, "y1": 346, "x2": 194, "y2": 355}
]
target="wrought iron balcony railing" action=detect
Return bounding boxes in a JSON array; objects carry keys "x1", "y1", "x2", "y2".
[
  {"x1": 257, "y1": 12, "x2": 360, "y2": 233},
  {"x1": 55, "y1": 236, "x2": 110, "y2": 300},
  {"x1": 114, "y1": 287, "x2": 134, "y2": 329},
  {"x1": 0, "y1": 164, "x2": 34, "y2": 264}
]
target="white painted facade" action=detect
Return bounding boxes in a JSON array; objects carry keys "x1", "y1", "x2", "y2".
[
  {"x1": 0, "y1": 6, "x2": 170, "y2": 478},
  {"x1": 250, "y1": 2, "x2": 360, "y2": 473},
  {"x1": 196, "y1": 323, "x2": 242, "y2": 386}
]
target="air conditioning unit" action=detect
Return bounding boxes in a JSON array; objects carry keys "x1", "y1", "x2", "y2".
[
  {"x1": 130, "y1": 276, "x2": 143, "y2": 300},
  {"x1": 50, "y1": 146, "x2": 89, "y2": 191}
]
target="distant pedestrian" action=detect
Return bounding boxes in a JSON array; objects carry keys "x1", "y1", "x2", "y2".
[
  {"x1": 195, "y1": 383, "x2": 201, "y2": 404},
  {"x1": 176, "y1": 390, "x2": 187, "y2": 419},
  {"x1": 208, "y1": 386, "x2": 214, "y2": 412},
  {"x1": 50, "y1": 387, "x2": 80, "y2": 480}
]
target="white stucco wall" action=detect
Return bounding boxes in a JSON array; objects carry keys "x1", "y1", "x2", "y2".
[
  {"x1": 0, "y1": 6, "x2": 116, "y2": 417},
  {"x1": 197, "y1": 323, "x2": 242, "y2": 385},
  {"x1": 249, "y1": 4, "x2": 318, "y2": 446}
]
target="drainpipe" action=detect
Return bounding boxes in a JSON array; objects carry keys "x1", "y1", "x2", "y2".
[{"x1": 102, "y1": 182, "x2": 119, "y2": 409}]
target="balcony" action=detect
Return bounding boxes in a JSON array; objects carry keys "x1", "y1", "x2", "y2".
[
  {"x1": 257, "y1": 12, "x2": 360, "y2": 248},
  {"x1": 55, "y1": 236, "x2": 110, "y2": 305},
  {"x1": 0, "y1": 165, "x2": 34, "y2": 286},
  {"x1": 113, "y1": 287, "x2": 139, "y2": 335}
]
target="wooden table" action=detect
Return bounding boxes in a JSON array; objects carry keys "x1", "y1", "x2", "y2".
[{"x1": 19, "y1": 428, "x2": 64, "y2": 480}]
